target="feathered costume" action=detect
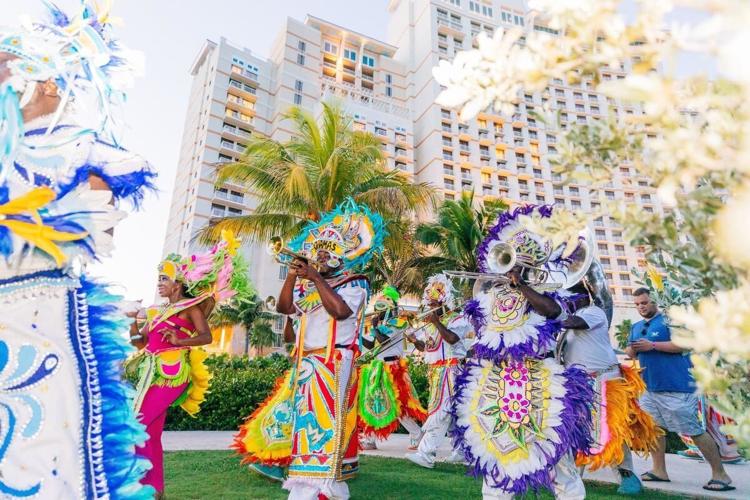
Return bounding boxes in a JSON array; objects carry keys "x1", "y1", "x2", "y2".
[
  {"x1": 233, "y1": 199, "x2": 384, "y2": 499},
  {"x1": 129, "y1": 231, "x2": 249, "y2": 493},
  {"x1": 358, "y1": 286, "x2": 426, "y2": 441},
  {"x1": 454, "y1": 205, "x2": 595, "y2": 498},
  {"x1": 0, "y1": 2, "x2": 155, "y2": 498}
]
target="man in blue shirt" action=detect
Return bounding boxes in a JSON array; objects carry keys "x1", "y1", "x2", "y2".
[{"x1": 626, "y1": 288, "x2": 734, "y2": 493}]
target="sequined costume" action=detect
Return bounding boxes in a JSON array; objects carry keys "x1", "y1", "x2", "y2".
[
  {"x1": 0, "y1": 2, "x2": 155, "y2": 498},
  {"x1": 233, "y1": 199, "x2": 384, "y2": 499}
]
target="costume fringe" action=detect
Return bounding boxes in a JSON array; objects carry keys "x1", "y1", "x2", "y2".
[
  {"x1": 357, "y1": 360, "x2": 400, "y2": 439},
  {"x1": 358, "y1": 358, "x2": 428, "y2": 440},
  {"x1": 232, "y1": 370, "x2": 294, "y2": 466},
  {"x1": 82, "y1": 278, "x2": 154, "y2": 499},
  {"x1": 576, "y1": 365, "x2": 661, "y2": 470},
  {"x1": 391, "y1": 358, "x2": 427, "y2": 423},
  {"x1": 178, "y1": 348, "x2": 211, "y2": 417}
]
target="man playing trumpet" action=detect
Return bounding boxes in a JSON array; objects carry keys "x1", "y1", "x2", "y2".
[
  {"x1": 233, "y1": 199, "x2": 384, "y2": 500},
  {"x1": 405, "y1": 273, "x2": 472, "y2": 469}
]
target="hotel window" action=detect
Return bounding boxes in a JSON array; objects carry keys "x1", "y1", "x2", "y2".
[
  {"x1": 298, "y1": 41, "x2": 306, "y2": 52},
  {"x1": 442, "y1": 150, "x2": 453, "y2": 160},
  {"x1": 362, "y1": 55, "x2": 375, "y2": 67},
  {"x1": 442, "y1": 137, "x2": 452, "y2": 146},
  {"x1": 323, "y1": 41, "x2": 338, "y2": 54},
  {"x1": 293, "y1": 80, "x2": 303, "y2": 105},
  {"x1": 375, "y1": 127, "x2": 387, "y2": 136},
  {"x1": 469, "y1": 1, "x2": 480, "y2": 13},
  {"x1": 441, "y1": 108, "x2": 452, "y2": 119},
  {"x1": 482, "y1": 5, "x2": 493, "y2": 17},
  {"x1": 353, "y1": 121, "x2": 365, "y2": 131},
  {"x1": 296, "y1": 53, "x2": 305, "y2": 65},
  {"x1": 443, "y1": 164, "x2": 454, "y2": 175},
  {"x1": 442, "y1": 123, "x2": 452, "y2": 132},
  {"x1": 218, "y1": 153, "x2": 232, "y2": 162},
  {"x1": 344, "y1": 48, "x2": 357, "y2": 61},
  {"x1": 385, "y1": 87, "x2": 393, "y2": 97},
  {"x1": 444, "y1": 179, "x2": 455, "y2": 189},
  {"x1": 438, "y1": 33, "x2": 448, "y2": 43},
  {"x1": 449, "y1": 0, "x2": 461, "y2": 5},
  {"x1": 518, "y1": 179, "x2": 528, "y2": 190}
]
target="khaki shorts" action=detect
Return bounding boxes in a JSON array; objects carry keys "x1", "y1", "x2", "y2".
[{"x1": 639, "y1": 391, "x2": 704, "y2": 437}]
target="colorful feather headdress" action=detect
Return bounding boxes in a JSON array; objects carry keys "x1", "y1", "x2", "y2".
[
  {"x1": 421, "y1": 273, "x2": 457, "y2": 309},
  {"x1": 0, "y1": 0, "x2": 141, "y2": 181},
  {"x1": 158, "y1": 230, "x2": 249, "y2": 305},
  {"x1": 288, "y1": 198, "x2": 386, "y2": 273}
]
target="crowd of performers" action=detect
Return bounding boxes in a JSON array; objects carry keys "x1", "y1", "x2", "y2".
[{"x1": 0, "y1": 2, "x2": 741, "y2": 500}]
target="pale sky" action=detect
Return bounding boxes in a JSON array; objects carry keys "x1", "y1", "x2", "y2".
[
  {"x1": 4, "y1": 1, "x2": 711, "y2": 302},
  {"x1": 3, "y1": 1, "x2": 390, "y2": 302}
]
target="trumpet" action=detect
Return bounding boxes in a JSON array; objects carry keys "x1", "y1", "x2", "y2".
[
  {"x1": 261, "y1": 295, "x2": 277, "y2": 312},
  {"x1": 267, "y1": 236, "x2": 310, "y2": 266}
]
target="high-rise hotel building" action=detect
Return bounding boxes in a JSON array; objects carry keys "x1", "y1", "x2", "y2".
[{"x1": 163, "y1": 0, "x2": 658, "y2": 352}]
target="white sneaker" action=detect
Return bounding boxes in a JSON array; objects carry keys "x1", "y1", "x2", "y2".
[
  {"x1": 442, "y1": 449, "x2": 466, "y2": 464},
  {"x1": 405, "y1": 451, "x2": 435, "y2": 469}
]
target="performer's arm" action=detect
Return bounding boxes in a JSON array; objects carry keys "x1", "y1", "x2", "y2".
[
  {"x1": 292, "y1": 261, "x2": 353, "y2": 320},
  {"x1": 507, "y1": 268, "x2": 561, "y2": 319},
  {"x1": 276, "y1": 263, "x2": 300, "y2": 315},
  {"x1": 164, "y1": 306, "x2": 213, "y2": 347},
  {"x1": 283, "y1": 317, "x2": 296, "y2": 344},
  {"x1": 429, "y1": 310, "x2": 460, "y2": 345},
  {"x1": 561, "y1": 315, "x2": 590, "y2": 330},
  {"x1": 127, "y1": 312, "x2": 147, "y2": 349},
  {"x1": 406, "y1": 332, "x2": 426, "y2": 351}
]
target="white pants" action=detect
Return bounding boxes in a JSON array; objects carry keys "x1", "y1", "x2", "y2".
[
  {"x1": 482, "y1": 453, "x2": 585, "y2": 500},
  {"x1": 287, "y1": 479, "x2": 349, "y2": 500},
  {"x1": 415, "y1": 401, "x2": 452, "y2": 461},
  {"x1": 400, "y1": 416, "x2": 423, "y2": 439}
]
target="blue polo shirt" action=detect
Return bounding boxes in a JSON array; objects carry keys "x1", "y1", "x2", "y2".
[{"x1": 629, "y1": 313, "x2": 695, "y2": 393}]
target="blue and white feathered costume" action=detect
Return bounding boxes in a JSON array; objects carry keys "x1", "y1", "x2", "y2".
[{"x1": 0, "y1": 2, "x2": 155, "y2": 498}]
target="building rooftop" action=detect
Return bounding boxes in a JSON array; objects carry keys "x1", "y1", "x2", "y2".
[{"x1": 305, "y1": 14, "x2": 398, "y2": 57}]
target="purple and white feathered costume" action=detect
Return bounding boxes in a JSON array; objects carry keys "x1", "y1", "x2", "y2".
[{"x1": 451, "y1": 205, "x2": 595, "y2": 499}]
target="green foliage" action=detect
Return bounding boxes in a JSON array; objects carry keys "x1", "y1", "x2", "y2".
[
  {"x1": 249, "y1": 320, "x2": 277, "y2": 356},
  {"x1": 407, "y1": 355, "x2": 430, "y2": 409},
  {"x1": 415, "y1": 191, "x2": 507, "y2": 276},
  {"x1": 613, "y1": 319, "x2": 632, "y2": 350},
  {"x1": 164, "y1": 354, "x2": 291, "y2": 431},
  {"x1": 200, "y1": 102, "x2": 435, "y2": 245}
]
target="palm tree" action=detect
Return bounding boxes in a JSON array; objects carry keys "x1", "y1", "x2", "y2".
[
  {"x1": 415, "y1": 191, "x2": 507, "y2": 275},
  {"x1": 209, "y1": 290, "x2": 276, "y2": 356},
  {"x1": 201, "y1": 102, "x2": 435, "y2": 243},
  {"x1": 249, "y1": 320, "x2": 277, "y2": 357},
  {"x1": 364, "y1": 217, "x2": 428, "y2": 296}
]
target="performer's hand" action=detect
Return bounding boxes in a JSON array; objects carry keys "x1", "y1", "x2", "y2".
[
  {"x1": 428, "y1": 309, "x2": 441, "y2": 325},
  {"x1": 630, "y1": 339, "x2": 654, "y2": 353},
  {"x1": 405, "y1": 333, "x2": 417, "y2": 343},
  {"x1": 506, "y1": 267, "x2": 524, "y2": 287},
  {"x1": 163, "y1": 331, "x2": 181, "y2": 347},
  {"x1": 292, "y1": 260, "x2": 321, "y2": 281}
]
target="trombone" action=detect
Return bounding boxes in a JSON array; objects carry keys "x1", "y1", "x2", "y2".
[
  {"x1": 445, "y1": 242, "x2": 561, "y2": 292},
  {"x1": 357, "y1": 305, "x2": 461, "y2": 366}
]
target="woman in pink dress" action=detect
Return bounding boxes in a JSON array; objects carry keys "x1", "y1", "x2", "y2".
[{"x1": 129, "y1": 233, "x2": 248, "y2": 498}]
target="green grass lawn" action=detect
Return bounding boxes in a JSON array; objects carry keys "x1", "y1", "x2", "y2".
[{"x1": 164, "y1": 451, "x2": 685, "y2": 499}]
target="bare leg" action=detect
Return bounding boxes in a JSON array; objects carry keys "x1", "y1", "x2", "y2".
[
  {"x1": 691, "y1": 432, "x2": 732, "y2": 485},
  {"x1": 645, "y1": 434, "x2": 669, "y2": 480}
]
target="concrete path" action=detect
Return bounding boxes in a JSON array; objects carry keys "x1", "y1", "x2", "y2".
[{"x1": 164, "y1": 431, "x2": 747, "y2": 499}]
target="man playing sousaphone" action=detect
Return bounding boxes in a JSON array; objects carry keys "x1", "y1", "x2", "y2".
[
  {"x1": 233, "y1": 199, "x2": 384, "y2": 500},
  {"x1": 405, "y1": 273, "x2": 473, "y2": 468},
  {"x1": 358, "y1": 285, "x2": 426, "y2": 450}
]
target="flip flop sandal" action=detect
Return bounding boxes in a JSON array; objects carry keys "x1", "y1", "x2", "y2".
[
  {"x1": 640, "y1": 472, "x2": 670, "y2": 482},
  {"x1": 703, "y1": 480, "x2": 736, "y2": 492}
]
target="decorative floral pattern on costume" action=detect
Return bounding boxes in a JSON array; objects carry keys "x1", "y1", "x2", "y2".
[{"x1": 0, "y1": 340, "x2": 59, "y2": 497}]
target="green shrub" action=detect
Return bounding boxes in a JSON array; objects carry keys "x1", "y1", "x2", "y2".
[
  {"x1": 164, "y1": 353, "x2": 291, "y2": 431},
  {"x1": 407, "y1": 355, "x2": 429, "y2": 410}
]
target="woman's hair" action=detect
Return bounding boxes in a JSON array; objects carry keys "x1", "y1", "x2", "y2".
[{"x1": 181, "y1": 282, "x2": 196, "y2": 298}]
